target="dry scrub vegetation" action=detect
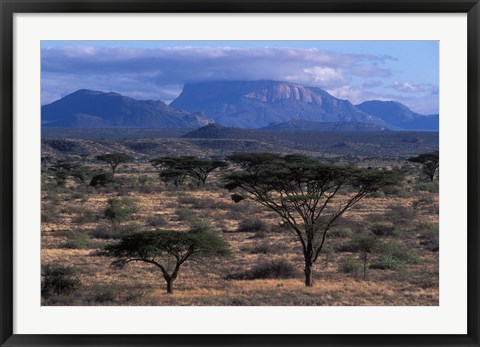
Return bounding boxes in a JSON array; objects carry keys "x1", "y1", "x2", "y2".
[{"x1": 41, "y1": 156, "x2": 439, "y2": 306}]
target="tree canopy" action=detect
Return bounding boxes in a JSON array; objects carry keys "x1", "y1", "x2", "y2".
[
  {"x1": 150, "y1": 156, "x2": 227, "y2": 185},
  {"x1": 408, "y1": 151, "x2": 439, "y2": 181},
  {"x1": 101, "y1": 230, "x2": 231, "y2": 293},
  {"x1": 225, "y1": 152, "x2": 400, "y2": 286},
  {"x1": 96, "y1": 153, "x2": 132, "y2": 176}
]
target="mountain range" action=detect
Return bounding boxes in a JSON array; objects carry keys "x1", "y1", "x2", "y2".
[{"x1": 41, "y1": 81, "x2": 439, "y2": 131}]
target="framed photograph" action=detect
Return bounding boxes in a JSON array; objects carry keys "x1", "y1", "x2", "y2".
[{"x1": 1, "y1": 1, "x2": 479, "y2": 346}]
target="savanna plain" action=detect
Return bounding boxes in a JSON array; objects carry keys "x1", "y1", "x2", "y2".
[{"x1": 41, "y1": 128, "x2": 439, "y2": 306}]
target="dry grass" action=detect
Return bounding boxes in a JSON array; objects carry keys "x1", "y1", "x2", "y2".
[{"x1": 41, "y1": 164, "x2": 439, "y2": 306}]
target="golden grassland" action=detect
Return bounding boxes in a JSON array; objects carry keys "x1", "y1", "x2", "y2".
[{"x1": 41, "y1": 164, "x2": 439, "y2": 306}]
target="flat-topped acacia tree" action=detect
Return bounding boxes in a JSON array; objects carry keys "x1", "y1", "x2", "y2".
[
  {"x1": 408, "y1": 151, "x2": 439, "y2": 181},
  {"x1": 96, "y1": 153, "x2": 132, "y2": 176},
  {"x1": 225, "y1": 153, "x2": 400, "y2": 287},
  {"x1": 150, "y1": 156, "x2": 227, "y2": 186},
  {"x1": 101, "y1": 230, "x2": 231, "y2": 294}
]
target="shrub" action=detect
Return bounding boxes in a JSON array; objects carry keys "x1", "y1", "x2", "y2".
[
  {"x1": 64, "y1": 231, "x2": 91, "y2": 249},
  {"x1": 417, "y1": 222, "x2": 439, "y2": 251},
  {"x1": 120, "y1": 197, "x2": 140, "y2": 213},
  {"x1": 41, "y1": 264, "x2": 80, "y2": 298},
  {"x1": 415, "y1": 272, "x2": 439, "y2": 289},
  {"x1": 386, "y1": 205, "x2": 414, "y2": 224},
  {"x1": 370, "y1": 254, "x2": 406, "y2": 270},
  {"x1": 370, "y1": 191, "x2": 386, "y2": 198},
  {"x1": 334, "y1": 241, "x2": 359, "y2": 253},
  {"x1": 90, "y1": 228, "x2": 116, "y2": 239},
  {"x1": 41, "y1": 209, "x2": 59, "y2": 223},
  {"x1": 104, "y1": 198, "x2": 132, "y2": 231},
  {"x1": 329, "y1": 227, "x2": 352, "y2": 238},
  {"x1": 145, "y1": 214, "x2": 169, "y2": 228},
  {"x1": 90, "y1": 172, "x2": 115, "y2": 187},
  {"x1": 120, "y1": 222, "x2": 143, "y2": 236},
  {"x1": 250, "y1": 243, "x2": 273, "y2": 254},
  {"x1": 371, "y1": 223, "x2": 397, "y2": 237},
  {"x1": 72, "y1": 210, "x2": 97, "y2": 224},
  {"x1": 92, "y1": 283, "x2": 119, "y2": 303},
  {"x1": 339, "y1": 258, "x2": 361, "y2": 274},
  {"x1": 175, "y1": 208, "x2": 196, "y2": 223},
  {"x1": 382, "y1": 185, "x2": 402, "y2": 196},
  {"x1": 237, "y1": 218, "x2": 270, "y2": 235},
  {"x1": 380, "y1": 240, "x2": 421, "y2": 264},
  {"x1": 415, "y1": 181, "x2": 439, "y2": 193},
  {"x1": 227, "y1": 259, "x2": 299, "y2": 280}
]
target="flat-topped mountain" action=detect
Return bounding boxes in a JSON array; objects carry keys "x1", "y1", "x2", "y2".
[
  {"x1": 356, "y1": 100, "x2": 438, "y2": 131},
  {"x1": 42, "y1": 89, "x2": 213, "y2": 128},
  {"x1": 170, "y1": 80, "x2": 387, "y2": 129}
]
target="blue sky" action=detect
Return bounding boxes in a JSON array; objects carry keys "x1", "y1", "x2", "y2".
[{"x1": 41, "y1": 40, "x2": 439, "y2": 114}]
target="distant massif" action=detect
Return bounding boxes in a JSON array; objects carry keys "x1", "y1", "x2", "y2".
[{"x1": 41, "y1": 80, "x2": 439, "y2": 131}]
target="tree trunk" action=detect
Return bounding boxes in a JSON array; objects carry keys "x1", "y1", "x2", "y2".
[
  {"x1": 304, "y1": 262, "x2": 313, "y2": 287},
  {"x1": 362, "y1": 254, "x2": 368, "y2": 279},
  {"x1": 166, "y1": 279, "x2": 174, "y2": 294}
]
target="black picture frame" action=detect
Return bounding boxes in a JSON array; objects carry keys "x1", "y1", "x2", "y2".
[{"x1": 1, "y1": 1, "x2": 479, "y2": 346}]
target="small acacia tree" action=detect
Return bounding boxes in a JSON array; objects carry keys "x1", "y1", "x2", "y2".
[
  {"x1": 408, "y1": 151, "x2": 439, "y2": 181},
  {"x1": 150, "y1": 156, "x2": 227, "y2": 186},
  {"x1": 225, "y1": 153, "x2": 399, "y2": 287},
  {"x1": 96, "y1": 153, "x2": 132, "y2": 176},
  {"x1": 353, "y1": 234, "x2": 380, "y2": 279},
  {"x1": 101, "y1": 229, "x2": 231, "y2": 294}
]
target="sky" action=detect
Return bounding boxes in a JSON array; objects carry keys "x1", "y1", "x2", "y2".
[{"x1": 41, "y1": 40, "x2": 439, "y2": 115}]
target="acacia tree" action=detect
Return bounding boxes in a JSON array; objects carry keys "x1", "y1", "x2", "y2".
[
  {"x1": 49, "y1": 160, "x2": 88, "y2": 186},
  {"x1": 150, "y1": 156, "x2": 227, "y2": 186},
  {"x1": 101, "y1": 230, "x2": 230, "y2": 294},
  {"x1": 353, "y1": 234, "x2": 380, "y2": 279},
  {"x1": 225, "y1": 153, "x2": 399, "y2": 287},
  {"x1": 96, "y1": 153, "x2": 132, "y2": 176},
  {"x1": 408, "y1": 151, "x2": 439, "y2": 181}
]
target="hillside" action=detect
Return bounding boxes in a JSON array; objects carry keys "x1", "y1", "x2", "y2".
[
  {"x1": 356, "y1": 100, "x2": 438, "y2": 131},
  {"x1": 42, "y1": 89, "x2": 213, "y2": 128}
]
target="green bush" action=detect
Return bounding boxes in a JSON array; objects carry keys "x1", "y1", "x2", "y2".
[
  {"x1": 41, "y1": 264, "x2": 80, "y2": 298},
  {"x1": 65, "y1": 231, "x2": 91, "y2": 249},
  {"x1": 370, "y1": 254, "x2": 406, "y2": 270},
  {"x1": 380, "y1": 240, "x2": 421, "y2": 264},
  {"x1": 339, "y1": 258, "x2": 361, "y2": 274}
]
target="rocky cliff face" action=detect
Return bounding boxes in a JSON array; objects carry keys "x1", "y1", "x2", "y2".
[{"x1": 170, "y1": 80, "x2": 387, "y2": 128}]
